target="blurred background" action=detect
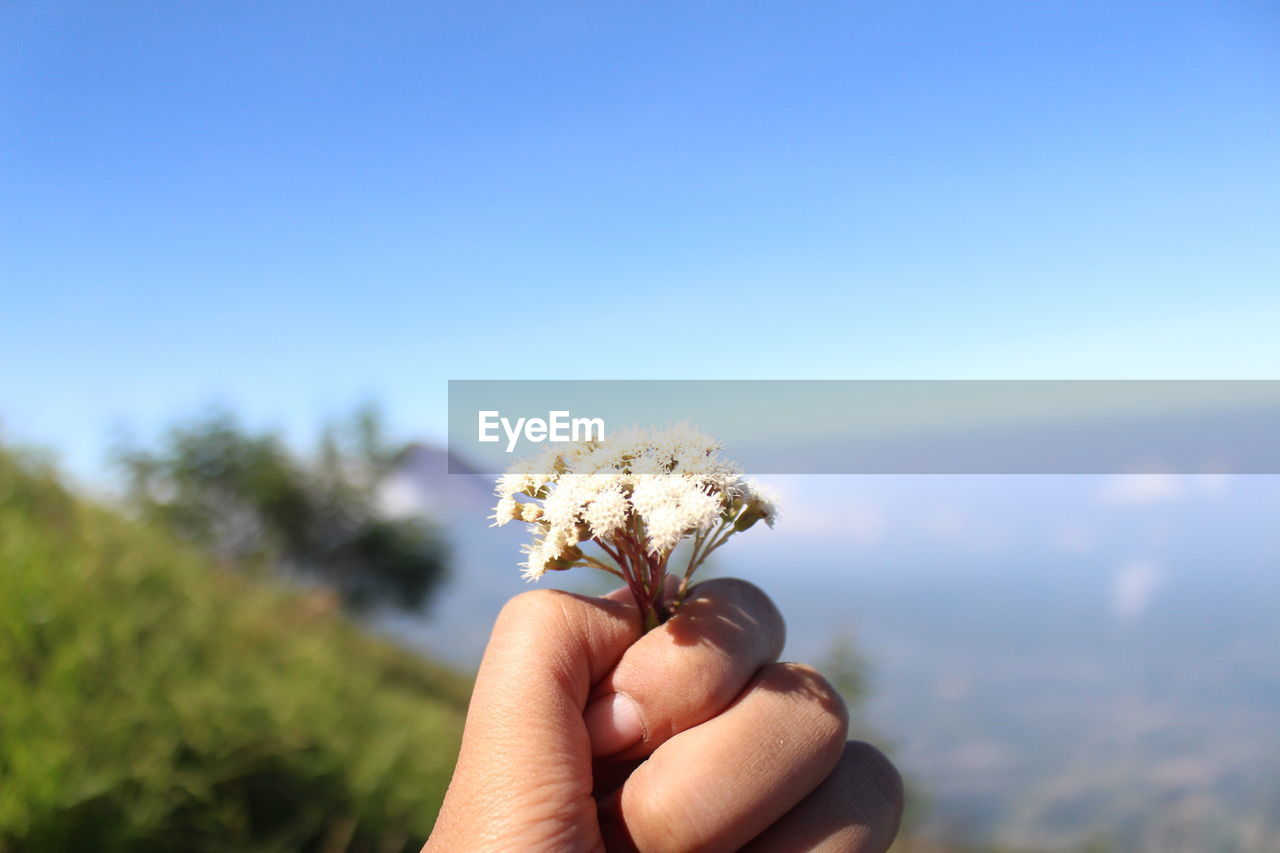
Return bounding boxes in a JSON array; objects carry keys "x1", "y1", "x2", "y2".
[{"x1": 2, "y1": 2, "x2": 1278, "y2": 851}]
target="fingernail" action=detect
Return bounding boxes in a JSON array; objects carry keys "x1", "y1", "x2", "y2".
[{"x1": 584, "y1": 692, "x2": 644, "y2": 756}]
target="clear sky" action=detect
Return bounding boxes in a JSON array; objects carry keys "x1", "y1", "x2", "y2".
[{"x1": 2, "y1": 1, "x2": 1278, "y2": 478}]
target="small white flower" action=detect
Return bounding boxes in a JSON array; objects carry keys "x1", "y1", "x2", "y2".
[
  {"x1": 492, "y1": 424, "x2": 779, "y2": 630},
  {"x1": 490, "y1": 496, "x2": 520, "y2": 526},
  {"x1": 583, "y1": 486, "x2": 629, "y2": 538},
  {"x1": 744, "y1": 478, "x2": 780, "y2": 527}
]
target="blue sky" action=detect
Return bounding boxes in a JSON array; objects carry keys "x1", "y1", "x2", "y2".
[{"x1": 2, "y1": 1, "x2": 1278, "y2": 478}]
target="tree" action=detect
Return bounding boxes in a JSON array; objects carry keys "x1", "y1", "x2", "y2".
[{"x1": 114, "y1": 405, "x2": 448, "y2": 612}]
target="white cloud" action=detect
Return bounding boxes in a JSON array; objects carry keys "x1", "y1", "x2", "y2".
[
  {"x1": 754, "y1": 475, "x2": 886, "y2": 546},
  {"x1": 376, "y1": 472, "x2": 427, "y2": 519},
  {"x1": 1096, "y1": 473, "x2": 1234, "y2": 508},
  {"x1": 1109, "y1": 558, "x2": 1164, "y2": 621},
  {"x1": 1049, "y1": 523, "x2": 1096, "y2": 554},
  {"x1": 1097, "y1": 474, "x2": 1184, "y2": 507},
  {"x1": 1194, "y1": 473, "x2": 1231, "y2": 498},
  {"x1": 926, "y1": 508, "x2": 1008, "y2": 554},
  {"x1": 784, "y1": 498, "x2": 887, "y2": 546}
]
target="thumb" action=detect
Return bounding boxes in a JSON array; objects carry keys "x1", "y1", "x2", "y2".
[{"x1": 428, "y1": 588, "x2": 641, "y2": 851}]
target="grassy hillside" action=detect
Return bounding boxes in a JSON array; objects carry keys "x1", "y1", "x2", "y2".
[{"x1": 0, "y1": 448, "x2": 469, "y2": 852}]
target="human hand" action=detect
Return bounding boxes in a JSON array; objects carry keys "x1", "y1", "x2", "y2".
[{"x1": 424, "y1": 579, "x2": 903, "y2": 852}]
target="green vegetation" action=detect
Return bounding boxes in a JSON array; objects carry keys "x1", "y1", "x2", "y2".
[
  {"x1": 113, "y1": 406, "x2": 448, "y2": 613},
  {"x1": 0, "y1": 447, "x2": 468, "y2": 852}
]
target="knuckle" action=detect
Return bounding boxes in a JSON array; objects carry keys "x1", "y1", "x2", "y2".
[
  {"x1": 687, "y1": 577, "x2": 787, "y2": 654},
  {"x1": 627, "y1": 790, "x2": 704, "y2": 853},
  {"x1": 758, "y1": 662, "x2": 850, "y2": 746},
  {"x1": 841, "y1": 740, "x2": 906, "y2": 826},
  {"x1": 496, "y1": 588, "x2": 571, "y2": 630},
  {"x1": 694, "y1": 577, "x2": 783, "y2": 622}
]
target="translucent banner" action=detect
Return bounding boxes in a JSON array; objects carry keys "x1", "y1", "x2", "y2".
[{"x1": 447, "y1": 380, "x2": 1280, "y2": 474}]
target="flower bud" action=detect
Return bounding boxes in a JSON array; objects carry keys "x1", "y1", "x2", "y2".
[
  {"x1": 734, "y1": 497, "x2": 774, "y2": 531},
  {"x1": 545, "y1": 544, "x2": 584, "y2": 571}
]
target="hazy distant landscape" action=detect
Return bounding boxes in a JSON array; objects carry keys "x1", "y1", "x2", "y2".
[
  {"x1": 808, "y1": 571, "x2": 1280, "y2": 850},
  {"x1": 384, "y1": 450, "x2": 1280, "y2": 852}
]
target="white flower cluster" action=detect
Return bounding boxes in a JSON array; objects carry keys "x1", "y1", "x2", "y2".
[{"x1": 492, "y1": 424, "x2": 778, "y2": 581}]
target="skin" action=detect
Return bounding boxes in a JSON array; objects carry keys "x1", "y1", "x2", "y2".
[{"x1": 424, "y1": 578, "x2": 904, "y2": 852}]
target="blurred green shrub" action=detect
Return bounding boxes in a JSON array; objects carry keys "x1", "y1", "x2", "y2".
[
  {"x1": 0, "y1": 447, "x2": 468, "y2": 852},
  {"x1": 112, "y1": 405, "x2": 447, "y2": 612}
]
